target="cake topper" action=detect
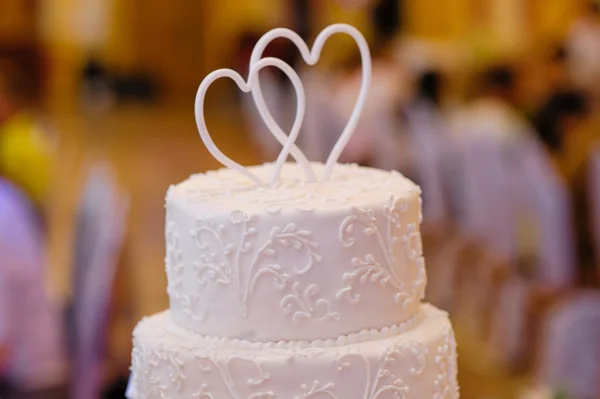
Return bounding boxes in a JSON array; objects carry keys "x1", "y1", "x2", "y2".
[
  {"x1": 195, "y1": 23, "x2": 372, "y2": 186},
  {"x1": 195, "y1": 57, "x2": 306, "y2": 187},
  {"x1": 250, "y1": 23, "x2": 372, "y2": 181}
]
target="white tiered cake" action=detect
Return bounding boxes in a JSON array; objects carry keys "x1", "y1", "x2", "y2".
[{"x1": 128, "y1": 24, "x2": 458, "y2": 399}]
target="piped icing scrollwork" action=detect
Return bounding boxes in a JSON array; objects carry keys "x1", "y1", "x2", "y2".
[
  {"x1": 129, "y1": 306, "x2": 458, "y2": 399},
  {"x1": 165, "y1": 163, "x2": 426, "y2": 342},
  {"x1": 338, "y1": 196, "x2": 426, "y2": 308}
]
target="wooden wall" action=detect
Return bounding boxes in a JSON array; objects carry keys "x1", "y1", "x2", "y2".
[{"x1": 0, "y1": 0, "x2": 37, "y2": 45}]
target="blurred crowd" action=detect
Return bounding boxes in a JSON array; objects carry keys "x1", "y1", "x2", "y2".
[{"x1": 2, "y1": 0, "x2": 600, "y2": 398}]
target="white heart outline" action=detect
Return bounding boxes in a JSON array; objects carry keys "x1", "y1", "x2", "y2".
[
  {"x1": 195, "y1": 57, "x2": 306, "y2": 187},
  {"x1": 250, "y1": 23, "x2": 372, "y2": 181}
]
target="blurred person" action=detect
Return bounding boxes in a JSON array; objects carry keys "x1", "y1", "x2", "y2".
[
  {"x1": 450, "y1": 64, "x2": 531, "y2": 143},
  {"x1": 403, "y1": 69, "x2": 451, "y2": 222},
  {"x1": 0, "y1": 178, "x2": 67, "y2": 399},
  {"x1": 334, "y1": 42, "x2": 410, "y2": 171},
  {"x1": 0, "y1": 60, "x2": 66, "y2": 398},
  {"x1": 533, "y1": 89, "x2": 591, "y2": 174},
  {"x1": 0, "y1": 59, "x2": 56, "y2": 215},
  {"x1": 533, "y1": 89, "x2": 595, "y2": 277},
  {"x1": 447, "y1": 64, "x2": 537, "y2": 255},
  {"x1": 521, "y1": 45, "x2": 572, "y2": 119},
  {"x1": 372, "y1": 0, "x2": 402, "y2": 44},
  {"x1": 533, "y1": 90, "x2": 593, "y2": 189},
  {"x1": 405, "y1": 68, "x2": 446, "y2": 117},
  {"x1": 567, "y1": 1, "x2": 600, "y2": 89},
  {"x1": 417, "y1": 69, "x2": 444, "y2": 106}
]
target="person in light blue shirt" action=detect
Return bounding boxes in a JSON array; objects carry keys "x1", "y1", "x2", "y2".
[{"x1": 0, "y1": 178, "x2": 67, "y2": 398}]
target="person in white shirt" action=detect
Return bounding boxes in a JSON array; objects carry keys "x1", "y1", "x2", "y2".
[
  {"x1": 450, "y1": 65, "x2": 531, "y2": 144},
  {"x1": 446, "y1": 65, "x2": 536, "y2": 259},
  {"x1": 0, "y1": 178, "x2": 67, "y2": 398}
]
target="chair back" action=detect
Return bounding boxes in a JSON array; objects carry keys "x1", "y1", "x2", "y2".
[
  {"x1": 536, "y1": 292, "x2": 600, "y2": 399},
  {"x1": 70, "y1": 162, "x2": 129, "y2": 399},
  {"x1": 488, "y1": 276, "x2": 529, "y2": 367},
  {"x1": 518, "y1": 140, "x2": 575, "y2": 287},
  {"x1": 455, "y1": 137, "x2": 518, "y2": 260}
]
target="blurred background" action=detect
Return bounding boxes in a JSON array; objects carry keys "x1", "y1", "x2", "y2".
[{"x1": 1, "y1": 0, "x2": 600, "y2": 398}]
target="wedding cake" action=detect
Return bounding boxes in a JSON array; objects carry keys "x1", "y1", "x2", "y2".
[{"x1": 128, "y1": 24, "x2": 458, "y2": 399}]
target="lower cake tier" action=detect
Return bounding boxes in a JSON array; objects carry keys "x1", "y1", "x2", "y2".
[{"x1": 129, "y1": 304, "x2": 458, "y2": 399}]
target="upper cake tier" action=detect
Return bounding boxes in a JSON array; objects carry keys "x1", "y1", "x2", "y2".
[{"x1": 165, "y1": 162, "x2": 426, "y2": 342}]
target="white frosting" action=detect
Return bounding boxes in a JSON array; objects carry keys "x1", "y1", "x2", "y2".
[
  {"x1": 161, "y1": 305, "x2": 425, "y2": 351},
  {"x1": 165, "y1": 162, "x2": 426, "y2": 341},
  {"x1": 130, "y1": 304, "x2": 458, "y2": 399}
]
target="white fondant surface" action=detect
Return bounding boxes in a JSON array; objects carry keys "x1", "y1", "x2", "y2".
[
  {"x1": 165, "y1": 162, "x2": 426, "y2": 341},
  {"x1": 130, "y1": 304, "x2": 458, "y2": 399}
]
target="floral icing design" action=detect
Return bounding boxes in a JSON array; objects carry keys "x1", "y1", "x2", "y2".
[
  {"x1": 190, "y1": 211, "x2": 340, "y2": 325},
  {"x1": 132, "y1": 334, "x2": 275, "y2": 399},
  {"x1": 282, "y1": 282, "x2": 342, "y2": 326},
  {"x1": 338, "y1": 196, "x2": 426, "y2": 307},
  {"x1": 131, "y1": 321, "x2": 437, "y2": 399},
  {"x1": 131, "y1": 308, "x2": 461, "y2": 399},
  {"x1": 131, "y1": 334, "x2": 187, "y2": 398},
  {"x1": 296, "y1": 381, "x2": 337, "y2": 398},
  {"x1": 165, "y1": 220, "x2": 183, "y2": 298},
  {"x1": 166, "y1": 219, "x2": 205, "y2": 322},
  {"x1": 433, "y1": 327, "x2": 459, "y2": 399},
  {"x1": 192, "y1": 356, "x2": 274, "y2": 399},
  {"x1": 333, "y1": 340, "x2": 428, "y2": 399}
]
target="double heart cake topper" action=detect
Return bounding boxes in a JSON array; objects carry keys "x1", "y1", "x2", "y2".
[{"x1": 194, "y1": 23, "x2": 372, "y2": 186}]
